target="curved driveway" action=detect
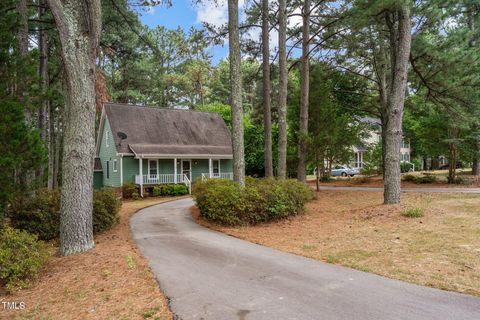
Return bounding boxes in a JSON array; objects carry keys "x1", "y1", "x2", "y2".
[{"x1": 130, "y1": 198, "x2": 480, "y2": 320}]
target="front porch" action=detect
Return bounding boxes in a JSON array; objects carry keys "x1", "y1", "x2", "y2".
[{"x1": 133, "y1": 157, "x2": 233, "y2": 196}]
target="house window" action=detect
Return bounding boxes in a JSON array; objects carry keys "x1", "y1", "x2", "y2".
[
  {"x1": 105, "y1": 131, "x2": 109, "y2": 148},
  {"x1": 402, "y1": 139, "x2": 409, "y2": 149},
  {"x1": 213, "y1": 160, "x2": 220, "y2": 175},
  {"x1": 113, "y1": 159, "x2": 117, "y2": 172},
  {"x1": 106, "y1": 161, "x2": 110, "y2": 179},
  {"x1": 148, "y1": 160, "x2": 158, "y2": 176}
]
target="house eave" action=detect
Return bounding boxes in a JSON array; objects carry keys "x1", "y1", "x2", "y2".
[{"x1": 134, "y1": 154, "x2": 233, "y2": 159}]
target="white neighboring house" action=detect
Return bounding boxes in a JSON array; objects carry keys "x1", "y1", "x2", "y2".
[{"x1": 351, "y1": 117, "x2": 411, "y2": 169}]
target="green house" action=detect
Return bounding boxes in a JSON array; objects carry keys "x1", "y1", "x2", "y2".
[{"x1": 95, "y1": 103, "x2": 233, "y2": 196}]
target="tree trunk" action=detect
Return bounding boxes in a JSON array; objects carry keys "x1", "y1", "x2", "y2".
[
  {"x1": 47, "y1": 0, "x2": 102, "y2": 256},
  {"x1": 227, "y1": 0, "x2": 245, "y2": 185},
  {"x1": 277, "y1": 0, "x2": 288, "y2": 178},
  {"x1": 48, "y1": 105, "x2": 56, "y2": 189},
  {"x1": 262, "y1": 0, "x2": 273, "y2": 177},
  {"x1": 448, "y1": 142, "x2": 457, "y2": 184},
  {"x1": 297, "y1": 0, "x2": 310, "y2": 182},
  {"x1": 38, "y1": 0, "x2": 49, "y2": 185},
  {"x1": 468, "y1": 5, "x2": 479, "y2": 176},
  {"x1": 383, "y1": 5, "x2": 412, "y2": 204}
]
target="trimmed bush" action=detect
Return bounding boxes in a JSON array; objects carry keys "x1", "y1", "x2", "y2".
[
  {"x1": 402, "y1": 174, "x2": 437, "y2": 184},
  {"x1": 10, "y1": 189, "x2": 61, "y2": 240},
  {"x1": 152, "y1": 184, "x2": 188, "y2": 197},
  {"x1": 0, "y1": 227, "x2": 50, "y2": 292},
  {"x1": 93, "y1": 188, "x2": 121, "y2": 233},
  {"x1": 10, "y1": 188, "x2": 121, "y2": 238},
  {"x1": 415, "y1": 175, "x2": 437, "y2": 184},
  {"x1": 320, "y1": 175, "x2": 332, "y2": 182},
  {"x1": 193, "y1": 178, "x2": 314, "y2": 225},
  {"x1": 122, "y1": 182, "x2": 138, "y2": 199}
]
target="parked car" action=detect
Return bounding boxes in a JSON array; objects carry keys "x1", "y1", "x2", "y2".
[{"x1": 330, "y1": 165, "x2": 360, "y2": 177}]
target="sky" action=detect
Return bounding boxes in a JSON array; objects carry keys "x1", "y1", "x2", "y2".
[{"x1": 137, "y1": 0, "x2": 232, "y2": 64}]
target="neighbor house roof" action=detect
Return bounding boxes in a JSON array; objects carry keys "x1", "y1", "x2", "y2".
[{"x1": 102, "y1": 103, "x2": 232, "y2": 157}]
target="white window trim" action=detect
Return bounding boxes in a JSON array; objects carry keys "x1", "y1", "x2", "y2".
[
  {"x1": 148, "y1": 159, "x2": 159, "y2": 176},
  {"x1": 113, "y1": 159, "x2": 118, "y2": 172},
  {"x1": 105, "y1": 131, "x2": 109, "y2": 148}
]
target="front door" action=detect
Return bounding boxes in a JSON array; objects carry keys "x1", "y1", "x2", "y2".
[{"x1": 181, "y1": 160, "x2": 191, "y2": 180}]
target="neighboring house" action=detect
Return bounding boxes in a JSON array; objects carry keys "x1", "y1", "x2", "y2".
[
  {"x1": 351, "y1": 117, "x2": 411, "y2": 169},
  {"x1": 95, "y1": 103, "x2": 233, "y2": 196}
]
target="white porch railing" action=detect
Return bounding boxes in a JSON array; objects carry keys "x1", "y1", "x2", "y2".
[
  {"x1": 135, "y1": 173, "x2": 191, "y2": 194},
  {"x1": 135, "y1": 174, "x2": 188, "y2": 185},
  {"x1": 201, "y1": 172, "x2": 234, "y2": 181}
]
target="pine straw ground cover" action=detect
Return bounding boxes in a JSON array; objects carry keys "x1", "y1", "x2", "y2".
[
  {"x1": 193, "y1": 190, "x2": 480, "y2": 296},
  {"x1": 1, "y1": 198, "x2": 180, "y2": 320}
]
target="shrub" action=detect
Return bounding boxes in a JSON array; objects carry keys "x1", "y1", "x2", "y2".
[
  {"x1": 152, "y1": 184, "x2": 188, "y2": 197},
  {"x1": 122, "y1": 182, "x2": 138, "y2": 199},
  {"x1": 353, "y1": 176, "x2": 371, "y2": 184},
  {"x1": 402, "y1": 174, "x2": 416, "y2": 182},
  {"x1": 93, "y1": 188, "x2": 121, "y2": 233},
  {"x1": 132, "y1": 191, "x2": 140, "y2": 200},
  {"x1": 9, "y1": 189, "x2": 61, "y2": 240},
  {"x1": 415, "y1": 174, "x2": 437, "y2": 184},
  {"x1": 193, "y1": 178, "x2": 314, "y2": 225},
  {"x1": 0, "y1": 227, "x2": 50, "y2": 292},
  {"x1": 320, "y1": 175, "x2": 332, "y2": 182},
  {"x1": 10, "y1": 188, "x2": 121, "y2": 238},
  {"x1": 401, "y1": 207, "x2": 424, "y2": 218},
  {"x1": 400, "y1": 162, "x2": 413, "y2": 173}
]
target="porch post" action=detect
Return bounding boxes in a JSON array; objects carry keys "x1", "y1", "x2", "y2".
[
  {"x1": 174, "y1": 158, "x2": 177, "y2": 183},
  {"x1": 209, "y1": 158, "x2": 213, "y2": 178},
  {"x1": 120, "y1": 156, "x2": 123, "y2": 186},
  {"x1": 139, "y1": 157, "x2": 143, "y2": 197}
]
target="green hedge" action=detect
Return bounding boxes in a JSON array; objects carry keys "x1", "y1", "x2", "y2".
[
  {"x1": 0, "y1": 227, "x2": 50, "y2": 292},
  {"x1": 122, "y1": 182, "x2": 138, "y2": 199},
  {"x1": 10, "y1": 188, "x2": 121, "y2": 239},
  {"x1": 152, "y1": 184, "x2": 188, "y2": 196},
  {"x1": 93, "y1": 188, "x2": 121, "y2": 233},
  {"x1": 193, "y1": 177, "x2": 313, "y2": 225},
  {"x1": 402, "y1": 174, "x2": 437, "y2": 184}
]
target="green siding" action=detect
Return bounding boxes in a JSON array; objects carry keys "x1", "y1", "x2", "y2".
[
  {"x1": 93, "y1": 171, "x2": 103, "y2": 189},
  {"x1": 220, "y1": 159, "x2": 233, "y2": 173},
  {"x1": 192, "y1": 159, "x2": 209, "y2": 181},
  {"x1": 98, "y1": 118, "x2": 121, "y2": 187},
  {"x1": 122, "y1": 156, "x2": 138, "y2": 183}
]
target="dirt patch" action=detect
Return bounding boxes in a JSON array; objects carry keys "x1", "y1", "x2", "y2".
[
  {"x1": 193, "y1": 191, "x2": 480, "y2": 296},
  {"x1": 1, "y1": 197, "x2": 182, "y2": 320}
]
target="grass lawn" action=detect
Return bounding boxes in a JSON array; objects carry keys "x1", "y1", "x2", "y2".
[
  {"x1": 1, "y1": 197, "x2": 179, "y2": 320},
  {"x1": 193, "y1": 190, "x2": 480, "y2": 296}
]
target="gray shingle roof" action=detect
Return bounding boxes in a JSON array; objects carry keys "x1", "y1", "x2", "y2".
[{"x1": 103, "y1": 103, "x2": 232, "y2": 156}]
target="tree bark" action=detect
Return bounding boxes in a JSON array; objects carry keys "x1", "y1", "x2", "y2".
[
  {"x1": 38, "y1": 0, "x2": 49, "y2": 185},
  {"x1": 468, "y1": 5, "x2": 480, "y2": 176},
  {"x1": 297, "y1": 0, "x2": 310, "y2": 182},
  {"x1": 277, "y1": 0, "x2": 288, "y2": 178},
  {"x1": 227, "y1": 0, "x2": 245, "y2": 185},
  {"x1": 47, "y1": 0, "x2": 102, "y2": 255},
  {"x1": 383, "y1": 5, "x2": 411, "y2": 204},
  {"x1": 262, "y1": 0, "x2": 273, "y2": 177},
  {"x1": 16, "y1": 0, "x2": 30, "y2": 122},
  {"x1": 16, "y1": 0, "x2": 28, "y2": 55}
]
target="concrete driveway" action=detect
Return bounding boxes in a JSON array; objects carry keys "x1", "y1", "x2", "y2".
[{"x1": 130, "y1": 198, "x2": 480, "y2": 320}]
